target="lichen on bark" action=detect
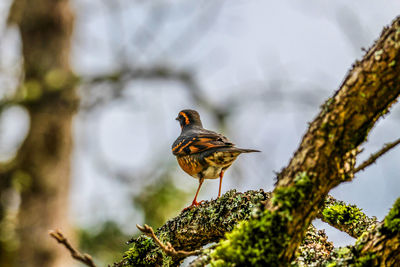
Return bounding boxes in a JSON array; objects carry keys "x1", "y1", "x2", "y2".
[
  {"x1": 318, "y1": 195, "x2": 377, "y2": 238},
  {"x1": 325, "y1": 197, "x2": 400, "y2": 267},
  {"x1": 121, "y1": 189, "x2": 270, "y2": 266},
  {"x1": 120, "y1": 190, "x2": 376, "y2": 266}
]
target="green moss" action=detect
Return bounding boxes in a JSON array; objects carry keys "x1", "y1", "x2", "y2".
[
  {"x1": 325, "y1": 246, "x2": 377, "y2": 267},
  {"x1": 209, "y1": 173, "x2": 313, "y2": 265},
  {"x1": 320, "y1": 197, "x2": 378, "y2": 239},
  {"x1": 383, "y1": 197, "x2": 400, "y2": 236},
  {"x1": 122, "y1": 190, "x2": 271, "y2": 266},
  {"x1": 321, "y1": 97, "x2": 334, "y2": 116},
  {"x1": 335, "y1": 247, "x2": 351, "y2": 258},
  {"x1": 374, "y1": 49, "x2": 383, "y2": 60},
  {"x1": 322, "y1": 202, "x2": 365, "y2": 227},
  {"x1": 210, "y1": 259, "x2": 234, "y2": 267},
  {"x1": 354, "y1": 230, "x2": 370, "y2": 251},
  {"x1": 355, "y1": 253, "x2": 376, "y2": 267},
  {"x1": 123, "y1": 237, "x2": 162, "y2": 266},
  {"x1": 272, "y1": 172, "x2": 313, "y2": 211},
  {"x1": 324, "y1": 246, "x2": 353, "y2": 266},
  {"x1": 210, "y1": 209, "x2": 291, "y2": 266},
  {"x1": 342, "y1": 199, "x2": 400, "y2": 267}
]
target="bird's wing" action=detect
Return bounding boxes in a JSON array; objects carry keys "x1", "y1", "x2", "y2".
[{"x1": 172, "y1": 131, "x2": 234, "y2": 156}]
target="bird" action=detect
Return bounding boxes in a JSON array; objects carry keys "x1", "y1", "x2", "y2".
[{"x1": 172, "y1": 109, "x2": 260, "y2": 210}]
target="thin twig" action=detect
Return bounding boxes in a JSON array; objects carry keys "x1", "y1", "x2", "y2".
[
  {"x1": 355, "y1": 138, "x2": 400, "y2": 173},
  {"x1": 136, "y1": 224, "x2": 201, "y2": 258},
  {"x1": 49, "y1": 229, "x2": 97, "y2": 267}
]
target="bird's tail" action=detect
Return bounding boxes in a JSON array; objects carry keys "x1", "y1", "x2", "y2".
[
  {"x1": 209, "y1": 147, "x2": 261, "y2": 154},
  {"x1": 217, "y1": 147, "x2": 260, "y2": 154},
  {"x1": 236, "y1": 148, "x2": 261, "y2": 153}
]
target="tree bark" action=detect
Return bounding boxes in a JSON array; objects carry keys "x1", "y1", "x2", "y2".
[{"x1": 3, "y1": 0, "x2": 77, "y2": 266}]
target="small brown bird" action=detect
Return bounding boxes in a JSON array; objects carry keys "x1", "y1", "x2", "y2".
[{"x1": 172, "y1": 109, "x2": 260, "y2": 210}]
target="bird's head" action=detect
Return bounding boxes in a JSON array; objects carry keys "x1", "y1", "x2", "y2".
[{"x1": 176, "y1": 109, "x2": 203, "y2": 129}]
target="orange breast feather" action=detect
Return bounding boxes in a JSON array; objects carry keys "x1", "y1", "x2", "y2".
[{"x1": 177, "y1": 155, "x2": 203, "y2": 177}]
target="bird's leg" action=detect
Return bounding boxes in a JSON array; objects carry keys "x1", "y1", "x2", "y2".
[
  {"x1": 182, "y1": 178, "x2": 204, "y2": 211},
  {"x1": 192, "y1": 177, "x2": 205, "y2": 206},
  {"x1": 217, "y1": 170, "x2": 225, "y2": 199}
]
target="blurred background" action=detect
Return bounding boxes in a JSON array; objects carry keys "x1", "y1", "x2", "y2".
[{"x1": 0, "y1": 0, "x2": 400, "y2": 266}]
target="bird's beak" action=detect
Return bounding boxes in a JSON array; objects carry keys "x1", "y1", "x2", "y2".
[{"x1": 175, "y1": 117, "x2": 179, "y2": 121}]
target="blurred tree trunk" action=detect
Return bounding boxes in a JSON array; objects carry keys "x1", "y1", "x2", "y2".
[{"x1": 3, "y1": 0, "x2": 77, "y2": 266}]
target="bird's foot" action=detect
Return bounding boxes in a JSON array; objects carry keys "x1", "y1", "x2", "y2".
[{"x1": 181, "y1": 200, "x2": 204, "y2": 212}]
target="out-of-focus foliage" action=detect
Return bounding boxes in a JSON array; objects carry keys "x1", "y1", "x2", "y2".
[
  {"x1": 79, "y1": 221, "x2": 130, "y2": 264},
  {"x1": 134, "y1": 175, "x2": 190, "y2": 228}
]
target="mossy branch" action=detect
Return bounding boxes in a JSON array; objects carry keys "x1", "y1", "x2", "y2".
[
  {"x1": 189, "y1": 197, "x2": 400, "y2": 267},
  {"x1": 136, "y1": 224, "x2": 202, "y2": 258},
  {"x1": 317, "y1": 195, "x2": 378, "y2": 238},
  {"x1": 121, "y1": 190, "x2": 270, "y2": 266},
  {"x1": 357, "y1": 197, "x2": 400, "y2": 266},
  {"x1": 209, "y1": 16, "x2": 400, "y2": 266},
  {"x1": 189, "y1": 224, "x2": 335, "y2": 267},
  {"x1": 325, "y1": 197, "x2": 400, "y2": 266},
  {"x1": 120, "y1": 191, "x2": 375, "y2": 266}
]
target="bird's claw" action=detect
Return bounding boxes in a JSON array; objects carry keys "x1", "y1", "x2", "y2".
[{"x1": 181, "y1": 200, "x2": 204, "y2": 212}]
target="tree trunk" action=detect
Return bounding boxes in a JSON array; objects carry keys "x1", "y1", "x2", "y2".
[{"x1": 5, "y1": 0, "x2": 77, "y2": 266}]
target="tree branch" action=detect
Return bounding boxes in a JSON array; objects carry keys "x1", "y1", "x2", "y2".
[
  {"x1": 120, "y1": 190, "x2": 374, "y2": 265},
  {"x1": 325, "y1": 197, "x2": 400, "y2": 266},
  {"x1": 354, "y1": 137, "x2": 400, "y2": 173},
  {"x1": 121, "y1": 189, "x2": 270, "y2": 266},
  {"x1": 317, "y1": 195, "x2": 378, "y2": 238},
  {"x1": 49, "y1": 230, "x2": 97, "y2": 267},
  {"x1": 185, "y1": 196, "x2": 398, "y2": 267},
  {"x1": 208, "y1": 15, "x2": 400, "y2": 266},
  {"x1": 189, "y1": 223, "x2": 335, "y2": 267},
  {"x1": 136, "y1": 224, "x2": 201, "y2": 258},
  {"x1": 360, "y1": 197, "x2": 400, "y2": 265}
]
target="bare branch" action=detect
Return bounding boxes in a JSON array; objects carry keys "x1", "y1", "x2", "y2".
[
  {"x1": 355, "y1": 137, "x2": 400, "y2": 173},
  {"x1": 136, "y1": 224, "x2": 201, "y2": 258},
  {"x1": 49, "y1": 230, "x2": 97, "y2": 267}
]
